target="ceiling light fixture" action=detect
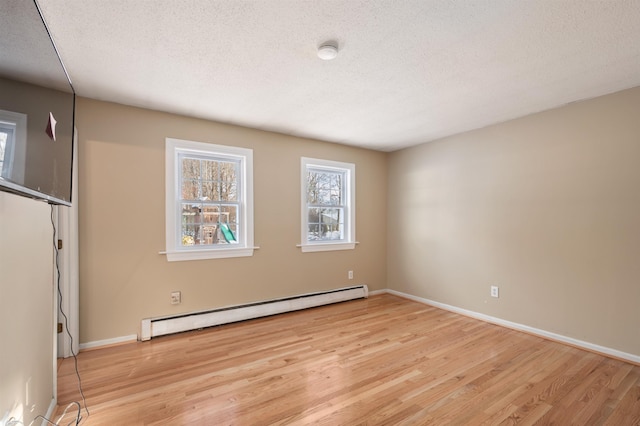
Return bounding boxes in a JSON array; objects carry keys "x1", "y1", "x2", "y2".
[{"x1": 317, "y1": 43, "x2": 338, "y2": 60}]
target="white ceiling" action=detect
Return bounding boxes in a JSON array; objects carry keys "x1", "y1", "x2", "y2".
[{"x1": 29, "y1": 1, "x2": 640, "y2": 151}]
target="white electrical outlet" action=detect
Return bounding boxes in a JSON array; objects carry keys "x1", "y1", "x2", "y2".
[
  {"x1": 490, "y1": 286, "x2": 499, "y2": 298},
  {"x1": 348, "y1": 270, "x2": 354, "y2": 280},
  {"x1": 170, "y1": 291, "x2": 181, "y2": 304}
]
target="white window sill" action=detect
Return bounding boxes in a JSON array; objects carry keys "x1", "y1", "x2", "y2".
[
  {"x1": 161, "y1": 247, "x2": 256, "y2": 261},
  {"x1": 299, "y1": 242, "x2": 357, "y2": 253}
]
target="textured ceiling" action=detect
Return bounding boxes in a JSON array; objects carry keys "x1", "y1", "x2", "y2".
[
  {"x1": 0, "y1": 1, "x2": 72, "y2": 92},
  {"x1": 18, "y1": 1, "x2": 640, "y2": 151}
]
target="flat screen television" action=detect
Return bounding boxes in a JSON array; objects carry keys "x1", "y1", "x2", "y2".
[{"x1": 0, "y1": 0, "x2": 75, "y2": 206}]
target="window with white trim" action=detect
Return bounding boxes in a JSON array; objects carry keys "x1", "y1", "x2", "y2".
[
  {"x1": 0, "y1": 123, "x2": 14, "y2": 178},
  {"x1": 0, "y1": 110, "x2": 27, "y2": 181},
  {"x1": 165, "y1": 138, "x2": 254, "y2": 261},
  {"x1": 301, "y1": 157, "x2": 355, "y2": 252}
]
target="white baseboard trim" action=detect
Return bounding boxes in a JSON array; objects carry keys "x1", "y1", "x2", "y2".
[
  {"x1": 79, "y1": 334, "x2": 138, "y2": 351},
  {"x1": 368, "y1": 289, "x2": 387, "y2": 296},
  {"x1": 385, "y1": 289, "x2": 640, "y2": 365}
]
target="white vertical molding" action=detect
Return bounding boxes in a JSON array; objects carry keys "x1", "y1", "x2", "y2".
[
  {"x1": 56, "y1": 128, "x2": 79, "y2": 357},
  {"x1": 69, "y1": 128, "x2": 80, "y2": 355},
  {"x1": 52, "y1": 204, "x2": 59, "y2": 413},
  {"x1": 56, "y1": 203, "x2": 67, "y2": 358}
]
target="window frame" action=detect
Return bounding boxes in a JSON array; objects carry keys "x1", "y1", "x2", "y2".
[
  {"x1": 300, "y1": 157, "x2": 356, "y2": 252},
  {"x1": 165, "y1": 138, "x2": 254, "y2": 261}
]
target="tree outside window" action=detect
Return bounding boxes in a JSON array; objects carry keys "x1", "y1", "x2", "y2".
[
  {"x1": 165, "y1": 138, "x2": 254, "y2": 261},
  {"x1": 301, "y1": 157, "x2": 355, "y2": 252}
]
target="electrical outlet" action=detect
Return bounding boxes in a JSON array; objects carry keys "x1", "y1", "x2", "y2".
[
  {"x1": 490, "y1": 285, "x2": 499, "y2": 298},
  {"x1": 348, "y1": 270, "x2": 354, "y2": 280},
  {"x1": 170, "y1": 291, "x2": 181, "y2": 305}
]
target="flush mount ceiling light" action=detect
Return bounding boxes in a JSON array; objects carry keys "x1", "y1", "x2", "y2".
[{"x1": 317, "y1": 43, "x2": 338, "y2": 60}]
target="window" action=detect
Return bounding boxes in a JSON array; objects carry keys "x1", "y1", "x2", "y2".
[
  {"x1": 0, "y1": 110, "x2": 27, "y2": 181},
  {"x1": 301, "y1": 157, "x2": 355, "y2": 252},
  {"x1": 0, "y1": 124, "x2": 14, "y2": 178},
  {"x1": 165, "y1": 138, "x2": 254, "y2": 261}
]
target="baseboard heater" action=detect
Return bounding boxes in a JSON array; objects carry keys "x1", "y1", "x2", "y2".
[{"x1": 140, "y1": 284, "x2": 368, "y2": 341}]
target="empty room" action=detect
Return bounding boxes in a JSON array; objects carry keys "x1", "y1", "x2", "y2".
[{"x1": 1, "y1": 1, "x2": 639, "y2": 425}]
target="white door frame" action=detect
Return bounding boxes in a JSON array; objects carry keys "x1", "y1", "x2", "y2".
[{"x1": 57, "y1": 129, "x2": 79, "y2": 357}]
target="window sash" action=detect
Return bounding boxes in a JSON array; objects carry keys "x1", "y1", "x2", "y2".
[
  {"x1": 306, "y1": 167, "x2": 347, "y2": 242},
  {"x1": 176, "y1": 153, "x2": 243, "y2": 250},
  {"x1": 179, "y1": 202, "x2": 240, "y2": 247},
  {"x1": 178, "y1": 153, "x2": 241, "y2": 202},
  {"x1": 176, "y1": 152, "x2": 243, "y2": 248}
]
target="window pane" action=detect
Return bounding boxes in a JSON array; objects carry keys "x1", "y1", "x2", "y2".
[
  {"x1": 201, "y1": 159, "x2": 218, "y2": 181},
  {"x1": 219, "y1": 162, "x2": 238, "y2": 201},
  {"x1": 220, "y1": 161, "x2": 237, "y2": 182},
  {"x1": 317, "y1": 172, "x2": 331, "y2": 190},
  {"x1": 320, "y1": 208, "x2": 340, "y2": 225},
  {"x1": 331, "y1": 173, "x2": 343, "y2": 205},
  {"x1": 218, "y1": 205, "x2": 238, "y2": 243},
  {"x1": 308, "y1": 207, "x2": 320, "y2": 225},
  {"x1": 181, "y1": 225, "x2": 198, "y2": 246},
  {"x1": 332, "y1": 173, "x2": 342, "y2": 188},
  {"x1": 202, "y1": 225, "x2": 217, "y2": 245},
  {"x1": 331, "y1": 227, "x2": 344, "y2": 240},
  {"x1": 320, "y1": 208, "x2": 343, "y2": 240},
  {"x1": 221, "y1": 205, "x2": 238, "y2": 224},
  {"x1": 330, "y1": 189, "x2": 341, "y2": 205},
  {"x1": 181, "y1": 204, "x2": 199, "y2": 245},
  {"x1": 307, "y1": 224, "x2": 320, "y2": 241},
  {"x1": 182, "y1": 180, "x2": 199, "y2": 200},
  {"x1": 182, "y1": 204, "x2": 240, "y2": 246},
  {"x1": 201, "y1": 181, "x2": 218, "y2": 201},
  {"x1": 317, "y1": 189, "x2": 331, "y2": 204},
  {"x1": 0, "y1": 132, "x2": 6, "y2": 163},
  {"x1": 182, "y1": 158, "x2": 200, "y2": 180},
  {"x1": 306, "y1": 172, "x2": 317, "y2": 204},
  {"x1": 202, "y1": 205, "x2": 219, "y2": 224},
  {"x1": 221, "y1": 181, "x2": 237, "y2": 201},
  {"x1": 307, "y1": 169, "x2": 344, "y2": 206},
  {"x1": 0, "y1": 132, "x2": 6, "y2": 175},
  {"x1": 181, "y1": 204, "x2": 201, "y2": 225}
]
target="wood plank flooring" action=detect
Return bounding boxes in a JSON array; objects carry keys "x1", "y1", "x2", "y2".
[{"x1": 56, "y1": 294, "x2": 640, "y2": 425}]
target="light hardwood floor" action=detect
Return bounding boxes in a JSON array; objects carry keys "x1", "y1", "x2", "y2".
[{"x1": 56, "y1": 294, "x2": 640, "y2": 425}]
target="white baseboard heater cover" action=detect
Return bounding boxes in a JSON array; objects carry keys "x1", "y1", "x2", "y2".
[{"x1": 140, "y1": 285, "x2": 368, "y2": 341}]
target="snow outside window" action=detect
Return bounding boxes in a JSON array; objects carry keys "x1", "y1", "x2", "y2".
[{"x1": 300, "y1": 157, "x2": 355, "y2": 253}]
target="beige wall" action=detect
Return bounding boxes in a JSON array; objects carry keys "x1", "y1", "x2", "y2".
[
  {"x1": 388, "y1": 87, "x2": 640, "y2": 356},
  {"x1": 0, "y1": 192, "x2": 55, "y2": 424},
  {"x1": 75, "y1": 98, "x2": 387, "y2": 344}
]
